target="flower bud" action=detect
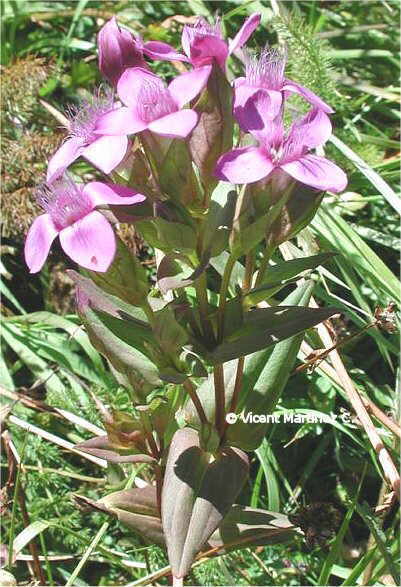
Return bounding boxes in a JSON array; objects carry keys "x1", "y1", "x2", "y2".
[{"x1": 98, "y1": 17, "x2": 146, "y2": 87}]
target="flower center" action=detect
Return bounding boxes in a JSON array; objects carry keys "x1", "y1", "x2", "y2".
[
  {"x1": 187, "y1": 17, "x2": 222, "y2": 43},
  {"x1": 137, "y1": 80, "x2": 177, "y2": 123},
  {"x1": 37, "y1": 177, "x2": 93, "y2": 230},
  {"x1": 68, "y1": 87, "x2": 114, "y2": 144},
  {"x1": 245, "y1": 48, "x2": 286, "y2": 90}
]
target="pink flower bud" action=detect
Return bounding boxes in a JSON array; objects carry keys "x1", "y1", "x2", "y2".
[{"x1": 98, "y1": 17, "x2": 147, "y2": 87}]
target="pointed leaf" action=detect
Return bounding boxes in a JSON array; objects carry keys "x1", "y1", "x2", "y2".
[
  {"x1": 227, "y1": 281, "x2": 316, "y2": 450},
  {"x1": 210, "y1": 296, "x2": 339, "y2": 364},
  {"x1": 207, "y1": 505, "x2": 296, "y2": 553},
  {"x1": 244, "y1": 252, "x2": 336, "y2": 306},
  {"x1": 136, "y1": 217, "x2": 197, "y2": 254},
  {"x1": 162, "y1": 428, "x2": 249, "y2": 578},
  {"x1": 82, "y1": 486, "x2": 165, "y2": 546}
]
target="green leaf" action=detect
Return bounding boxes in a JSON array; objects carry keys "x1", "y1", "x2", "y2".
[
  {"x1": 71, "y1": 274, "x2": 161, "y2": 397},
  {"x1": 2, "y1": 323, "x2": 65, "y2": 394},
  {"x1": 136, "y1": 217, "x2": 197, "y2": 254},
  {"x1": 313, "y1": 206, "x2": 399, "y2": 300},
  {"x1": 8, "y1": 311, "x2": 104, "y2": 373},
  {"x1": 82, "y1": 238, "x2": 149, "y2": 307},
  {"x1": 354, "y1": 503, "x2": 399, "y2": 584},
  {"x1": 230, "y1": 211, "x2": 271, "y2": 257},
  {"x1": 244, "y1": 252, "x2": 335, "y2": 306},
  {"x1": 202, "y1": 182, "x2": 237, "y2": 258},
  {"x1": 329, "y1": 134, "x2": 401, "y2": 215},
  {"x1": 210, "y1": 297, "x2": 338, "y2": 364},
  {"x1": 158, "y1": 139, "x2": 203, "y2": 211},
  {"x1": 227, "y1": 280, "x2": 315, "y2": 450},
  {"x1": 157, "y1": 254, "x2": 206, "y2": 294}
]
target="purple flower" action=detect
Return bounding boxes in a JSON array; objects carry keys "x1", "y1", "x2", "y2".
[
  {"x1": 215, "y1": 108, "x2": 347, "y2": 193},
  {"x1": 181, "y1": 13, "x2": 261, "y2": 70},
  {"x1": 98, "y1": 17, "x2": 187, "y2": 86},
  {"x1": 25, "y1": 177, "x2": 145, "y2": 273},
  {"x1": 47, "y1": 88, "x2": 130, "y2": 183},
  {"x1": 234, "y1": 48, "x2": 334, "y2": 134},
  {"x1": 95, "y1": 66, "x2": 211, "y2": 139},
  {"x1": 98, "y1": 17, "x2": 147, "y2": 87}
]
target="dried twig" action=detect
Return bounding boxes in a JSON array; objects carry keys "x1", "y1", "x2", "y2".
[
  {"x1": 310, "y1": 298, "x2": 400, "y2": 500},
  {"x1": 1, "y1": 431, "x2": 46, "y2": 584}
]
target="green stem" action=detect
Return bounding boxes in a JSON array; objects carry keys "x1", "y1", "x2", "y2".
[
  {"x1": 213, "y1": 364, "x2": 226, "y2": 438},
  {"x1": 255, "y1": 243, "x2": 275, "y2": 287},
  {"x1": 8, "y1": 431, "x2": 29, "y2": 569},
  {"x1": 183, "y1": 379, "x2": 208, "y2": 426},
  {"x1": 217, "y1": 253, "x2": 237, "y2": 343},
  {"x1": 223, "y1": 252, "x2": 253, "y2": 435},
  {"x1": 195, "y1": 273, "x2": 215, "y2": 346},
  {"x1": 141, "y1": 298, "x2": 156, "y2": 329}
]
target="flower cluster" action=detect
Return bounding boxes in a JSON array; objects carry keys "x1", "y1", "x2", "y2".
[{"x1": 25, "y1": 13, "x2": 346, "y2": 274}]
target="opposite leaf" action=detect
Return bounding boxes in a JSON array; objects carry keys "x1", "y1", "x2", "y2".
[{"x1": 162, "y1": 427, "x2": 249, "y2": 579}]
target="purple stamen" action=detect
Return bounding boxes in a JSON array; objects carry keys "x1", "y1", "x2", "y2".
[
  {"x1": 67, "y1": 87, "x2": 114, "y2": 144},
  {"x1": 245, "y1": 47, "x2": 287, "y2": 90},
  {"x1": 36, "y1": 177, "x2": 93, "y2": 230},
  {"x1": 137, "y1": 80, "x2": 177, "y2": 123}
]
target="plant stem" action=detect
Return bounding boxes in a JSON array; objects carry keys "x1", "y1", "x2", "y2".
[
  {"x1": 223, "y1": 252, "x2": 253, "y2": 434},
  {"x1": 217, "y1": 253, "x2": 237, "y2": 343},
  {"x1": 65, "y1": 522, "x2": 109, "y2": 587},
  {"x1": 194, "y1": 273, "x2": 215, "y2": 346},
  {"x1": 255, "y1": 243, "x2": 275, "y2": 287},
  {"x1": 213, "y1": 364, "x2": 226, "y2": 437},
  {"x1": 244, "y1": 251, "x2": 255, "y2": 291},
  {"x1": 8, "y1": 431, "x2": 29, "y2": 570},
  {"x1": 141, "y1": 298, "x2": 156, "y2": 329},
  {"x1": 183, "y1": 379, "x2": 208, "y2": 426}
]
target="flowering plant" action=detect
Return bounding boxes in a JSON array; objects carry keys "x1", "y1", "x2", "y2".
[{"x1": 25, "y1": 13, "x2": 347, "y2": 583}]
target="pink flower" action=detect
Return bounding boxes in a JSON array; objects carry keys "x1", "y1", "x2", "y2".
[
  {"x1": 24, "y1": 177, "x2": 145, "y2": 273},
  {"x1": 234, "y1": 48, "x2": 334, "y2": 134},
  {"x1": 94, "y1": 67, "x2": 211, "y2": 139},
  {"x1": 98, "y1": 17, "x2": 187, "y2": 86},
  {"x1": 47, "y1": 88, "x2": 129, "y2": 183},
  {"x1": 215, "y1": 108, "x2": 347, "y2": 193},
  {"x1": 181, "y1": 13, "x2": 261, "y2": 70}
]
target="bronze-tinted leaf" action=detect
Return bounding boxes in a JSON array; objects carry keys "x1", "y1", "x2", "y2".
[
  {"x1": 207, "y1": 505, "x2": 296, "y2": 553},
  {"x1": 162, "y1": 428, "x2": 249, "y2": 578}
]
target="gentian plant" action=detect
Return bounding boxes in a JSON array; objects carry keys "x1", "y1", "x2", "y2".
[{"x1": 25, "y1": 13, "x2": 347, "y2": 584}]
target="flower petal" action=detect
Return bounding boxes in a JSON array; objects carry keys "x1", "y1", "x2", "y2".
[
  {"x1": 98, "y1": 17, "x2": 146, "y2": 87},
  {"x1": 168, "y1": 65, "x2": 212, "y2": 108},
  {"x1": 290, "y1": 108, "x2": 332, "y2": 149},
  {"x1": 234, "y1": 86, "x2": 282, "y2": 134},
  {"x1": 228, "y1": 13, "x2": 261, "y2": 54},
  {"x1": 59, "y1": 210, "x2": 116, "y2": 272},
  {"x1": 117, "y1": 67, "x2": 160, "y2": 108},
  {"x1": 83, "y1": 135, "x2": 128, "y2": 174},
  {"x1": 281, "y1": 155, "x2": 347, "y2": 193},
  {"x1": 94, "y1": 106, "x2": 147, "y2": 135},
  {"x1": 143, "y1": 40, "x2": 189, "y2": 62},
  {"x1": 47, "y1": 137, "x2": 84, "y2": 183},
  {"x1": 190, "y1": 35, "x2": 229, "y2": 69},
  {"x1": 83, "y1": 182, "x2": 146, "y2": 206},
  {"x1": 24, "y1": 214, "x2": 58, "y2": 273},
  {"x1": 283, "y1": 80, "x2": 334, "y2": 114},
  {"x1": 147, "y1": 109, "x2": 198, "y2": 138},
  {"x1": 215, "y1": 146, "x2": 273, "y2": 184}
]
